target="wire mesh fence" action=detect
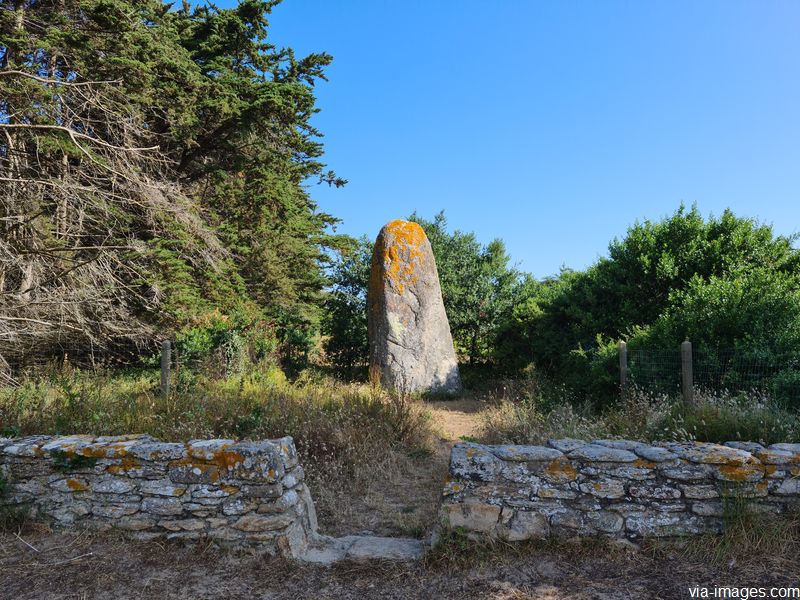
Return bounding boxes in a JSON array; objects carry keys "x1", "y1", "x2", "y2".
[
  {"x1": 628, "y1": 345, "x2": 800, "y2": 404},
  {"x1": 628, "y1": 348, "x2": 682, "y2": 396},
  {"x1": 5, "y1": 339, "x2": 160, "y2": 372}
]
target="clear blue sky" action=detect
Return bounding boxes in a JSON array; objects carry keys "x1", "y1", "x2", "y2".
[{"x1": 221, "y1": 0, "x2": 799, "y2": 278}]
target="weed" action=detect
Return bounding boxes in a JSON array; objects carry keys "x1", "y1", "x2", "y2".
[
  {"x1": 50, "y1": 450, "x2": 98, "y2": 473},
  {"x1": 477, "y1": 377, "x2": 800, "y2": 445}
]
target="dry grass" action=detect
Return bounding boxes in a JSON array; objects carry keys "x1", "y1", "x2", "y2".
[
  {"x1": 2, "y1": 519, "x2": 798, "y2": 600},
  {"x1": 0, "y1": 367, "x2": 440, "y2": 537},
  {"x1": 477, "y1": 379, "x2": 800, "y2": 445}
]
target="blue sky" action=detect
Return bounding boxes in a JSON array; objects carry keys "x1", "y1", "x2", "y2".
[{"x1": 221, "y1": 0, "x2": 799, "y2": 278}]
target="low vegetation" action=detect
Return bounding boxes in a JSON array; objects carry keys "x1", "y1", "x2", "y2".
[
  {"x1": 477, "y1": 377, "x2": 800, "y2": 446},
  {"x1": 0, "y1": 363, "x2": 438, "y2": 536}
]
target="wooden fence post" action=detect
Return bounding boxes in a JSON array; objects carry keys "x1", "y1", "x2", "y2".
[
  {"x1": 619, "y1": 340, "x2": 628, "y2": 398},
  {"x1": 681, "y1": 340, "x2": 694, "y2": 406},
  {"x1": 161, "y1": 340, "x2": 171, "y2": 398}
]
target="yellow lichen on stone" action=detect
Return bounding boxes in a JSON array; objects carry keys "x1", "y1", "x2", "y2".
[
  {"x1": 80, "y1": 446, "x2": 109, "y2": 459},
  {"x1": 380, "y1": 220, "x2": 426, "y2": 295},
  {"x1": 212, "y1": 449, "x2": 245, "y2": 470},
  {"x1": 106, "y1": 458, "x2": 141, "y2": 474},
  {"x1": 545, "y1": 459, "x2": 578, "y2": 483},
  {"x1": 66, "y1": 478, "x2": 89, "y2": 492},
  {"x1": 717, "y1": 464, "x2": 764, "y2": 482},
  {"x1": 633, "y1": 459, "x2": 656, "y2": 469}
]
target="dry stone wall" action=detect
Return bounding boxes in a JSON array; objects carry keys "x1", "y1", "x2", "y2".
[
  {"x1": 442, "y1": 440, "x2": 800, "y2": 540},
  {"x1": 0, "y1": 434, "x2": 317, "y2": 557}
]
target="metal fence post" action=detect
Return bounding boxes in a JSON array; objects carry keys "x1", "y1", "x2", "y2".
[
  {"x1": 161, "y1": 340, "x2": 171, "y2": 398},
  {"x1": 619, "y1": 340, "x2": 628, "y2": 398},
  {"x1": 681, "y1": 340, "x2": 694, "y2": 406}
]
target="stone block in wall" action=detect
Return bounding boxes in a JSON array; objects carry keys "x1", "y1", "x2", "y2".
[
  {"x1": 441, "y1": 440, "x2": 800, "y2": 542},
  {"x1": 0, "y1": 434, "x2": 319, "y2": 558}
]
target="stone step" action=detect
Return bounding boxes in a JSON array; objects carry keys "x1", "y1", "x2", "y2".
[{"x1": 302, "y1": 535, "x2": 425, "y2": 565}]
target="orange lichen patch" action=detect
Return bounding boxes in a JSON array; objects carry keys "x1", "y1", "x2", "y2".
[
  {"x1": 705, "y1": 451, "x2": 749, "y2": 466},
  {"x1": 717, "y1": 464, "x2": 764, "y2": 482},
  {"x1": 268, "y1": 468, "x2": 276, "y2": 480},
  {"x1": 169, "y1": 458, "x2": 222, "y2": 483},
  {"x1": 633, "y1": 459, "x2": 656, "y2": 469},
  {"x1": 756, "y1": 480, "x2": 769, "y2": 493},
  {"x1": 221, "y1": 485, "x2": 239, "y2": 495},
  {"x1": 32, "y1": 446, "x2": 46, "y2": 458},
  {"x1": 545, "y1": 459, "x2": 578, "y2": 483},
  {"x1": 212, "y1": 450, "x2": 246, "y2": 470},
  {"x1": 66, "y1": 478, "x2": 89, "y2": 492},
  {"x1": 56, "y1": 446, "x2": 78, "y2": 459},
  {"x1": 764, "y1": 465, "x2": 778, "y2": 476},
  {"x1": 78, "y1": 442, "x2": 131, "y2": 459},
  {"x1": 106, "y1": 458, "x2": 142, "y2": 474},
  {"x1": 791, "y1": 466, "x2": 800, "y2": 477},
  {"x1": 79, "y1": 446, "x2": 110, "y2": 459},
  {"x1": 377, "y1": 220, "x2": 428, "y2": 295}
]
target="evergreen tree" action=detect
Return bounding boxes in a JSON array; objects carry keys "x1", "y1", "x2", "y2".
[{"x1": 0, "y1": 0, "x2": 345, "y2": 371}]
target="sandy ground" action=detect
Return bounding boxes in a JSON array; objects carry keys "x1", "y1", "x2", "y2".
[{"x1": 425, "y1": 398, "x2": 486, "y2": 441}]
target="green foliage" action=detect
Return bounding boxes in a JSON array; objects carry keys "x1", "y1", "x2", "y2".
[
  {"x1": 1, "y1": 0, "x2": 346, "y2": 368},
  {"x1": 322, "y1": 236, "x2": 372, "y2": 376},
  {"x1": 410, "y1": 212, "x2": 520, "y2": 365},
  {"x1": 494, "y1": 205, "x2": 800, "y2": 404},
  {"x1": 49, "y1": 450, "x2": 98, "y2": 473}
]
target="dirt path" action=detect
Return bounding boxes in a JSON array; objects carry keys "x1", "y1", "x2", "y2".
[
  {"x1": 312, "y1": 397, "x2": 488, "y2": 539},
  {"x1": 425, "y1": 397, "x2": 486, "y2": 441}
]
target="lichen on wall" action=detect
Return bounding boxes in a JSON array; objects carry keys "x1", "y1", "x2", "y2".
[
  {"x1": 0, "y1": 434, "x2": 318, "y2": 557},
  {"x1": 442, "y1": 439, "x2": 800, "y2": 540}
]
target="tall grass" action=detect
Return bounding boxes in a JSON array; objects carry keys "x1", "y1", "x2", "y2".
[
  {"x1": 478, "y1": 379, "x2": 800, "y2": 445},
  {"x1": 0, "y1": 364, "x2": 436, "y2": 532}
]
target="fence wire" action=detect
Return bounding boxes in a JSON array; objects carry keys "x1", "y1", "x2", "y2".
[
  {"x1": 629, "y1": 346, "x2": 800, "y2": 404},
  {"x1": 6, "y1": 338, "x2": 162, "y2": 375},
  {"x1": 628, "y1": 348, "x2": 682, "y2": 395}
]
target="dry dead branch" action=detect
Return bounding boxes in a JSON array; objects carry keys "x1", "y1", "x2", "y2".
[{"x1": 0, "y1": 68, "x2": 226, "y2": 373}]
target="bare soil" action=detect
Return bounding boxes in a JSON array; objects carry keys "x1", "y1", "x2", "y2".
[
  {"x1": 1, "y1": 526, "x2": 797, "y2": 599},
  {"x1": 425, "y1": 397, "x2": 486, "y2": 441}
]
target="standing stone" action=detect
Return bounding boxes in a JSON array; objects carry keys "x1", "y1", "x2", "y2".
[{"x1": 368, "y1": 220, "x2": 461, "y2": 394}]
